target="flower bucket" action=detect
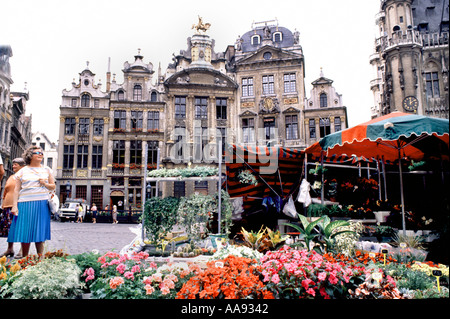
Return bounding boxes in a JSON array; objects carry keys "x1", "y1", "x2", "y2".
[{"x1": 374, "y1": 211, "x2": 390, "y2": 223}]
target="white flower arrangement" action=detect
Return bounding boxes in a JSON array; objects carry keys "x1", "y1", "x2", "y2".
[{"x1": 211, "y1": 245, "x2": 263, "y2": 261}]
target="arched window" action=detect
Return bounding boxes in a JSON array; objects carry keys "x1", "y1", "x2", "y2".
[
  {"x1": 81, "y1": 93, "x2": 90, "y2": 107},
  {"x1": 320, "y1": 93, "x2": 327, "y2": 108},
  {"x1": 117, "y1": 90, "x2": 125, "y2": 101},
  {"x1": 273, "y1": 32, "x2": 282, "y2": 42},
  {"x1": 150, "y1": 91, "x2": 157, "y2": 102},
  {"x1": 251, "y1": 35, "x2": 260, "y2": 46},
  {"x1": 133, "y1": 85, "x2": 142, "y2": 101}
]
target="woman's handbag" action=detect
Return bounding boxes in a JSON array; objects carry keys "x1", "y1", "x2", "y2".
[{"x1": 48, "y1": 192, "x2": 60, "y2": 214}]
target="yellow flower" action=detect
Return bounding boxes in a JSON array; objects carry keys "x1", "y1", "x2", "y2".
[
  {"x1": 0, "y1": 256, "x2": 6, "y2": 266},
  {"x1": 0, "y1": 272, "x2": 7, "y2": 280},
  {"x1": 10, "y1": 262, "x2": 21, "y2": 274}
]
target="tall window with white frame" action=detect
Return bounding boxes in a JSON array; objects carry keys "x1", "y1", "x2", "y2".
[
  {"x1": 131, "y1": 111, "x2": 143, "y2": 131},
  {"x1": 114, "y1": 110, "x2": 126, "y2": 130},
  {"x1": 92, "y1": 145, "x2": 102, "y2": 169},
  {"x1": 78, "y1": 118, "x2": 89, "y2": 135},
  {"x1": 334, "y1": 117, "x2": 342, "y2": 132},
  {"x1": 262, "y1": 75, "x2": 274, "y2": 95},
  {"x1": 242, "y1": 77, "x2": 254, "y2": 97},
  {"x1": 425, "y1": 72, "x2": 440, "y2": 98},
  {"x1": 309, "y1": 119, "x2": 316, "y2": 139},
  {"x1": 284, "y1": 73, "x2": 296, "y2": 93},
  {"x1": 133, "y1": 84, "x2": 142, "y2": 101},
  {"x1": 130, "y1": 140, "x2": 142, "y2": 166},
  {"x1": 195, "y1": 97, "x2": 208, "y2": 119},
  {"x1": 93, "y1": 118, "x2": 104, "y2": 136},
  {"x1": 320, "y1": 93, "x2": 327, "y2": 108},
  {"x1": 242, "y1": 118, "x2": 255, "y2": 143},
  {"x1": 63, "y1": 145, "x2": 74, "y2": 169},
  {"x1": 77, "y1": 145, "x2": 89, "y2": 168},
  {"x1": 285, "y1": 115, "x2": 298, "y2": 140},
  {"x1": 216, "y1": 98, "x2": 227, "y2": 120},
  {"x1": 112, "y1": 140, "x2": 125, "y2": 166},
  {"x1": 147, "y1": 111, "x2": 159, "y2": 131},
  {"x1": 81, "y1": 94, "x2": 90, "y2": 107},
  {"x1": 65, "y1": 118, "x2": 76, "y2": 135},
  {"x1": 175, "y1": 96, "x2": 186, "y2": 119}
]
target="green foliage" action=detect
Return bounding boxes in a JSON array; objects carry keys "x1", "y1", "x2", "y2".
[
  {"x1": 1, "y1": 258, "x2": 82, "y2": 299},
  {"x1": 177, "y1": 193, "x2": 216, "y2": 242},
  {"x1": 143, "y1": 197, "x2": 180, "y2": 244},
  {"x1": 283, "y1": 214, "x2": 355, "y2": 254},
  {"x1": 148, "y1": 167, "x2": 218, "y2": 178},
  {"x1": 237, "y1": 169, "x2": 258, "y2": 186}
]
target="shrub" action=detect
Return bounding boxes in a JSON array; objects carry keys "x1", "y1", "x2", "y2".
[{"x1": 1, "y1": 258, "x2": 82, "y2": 299}]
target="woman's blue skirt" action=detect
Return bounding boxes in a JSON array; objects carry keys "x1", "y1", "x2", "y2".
[{"x1": 8, "y1": 200, "x2": 51, "y2": 243}]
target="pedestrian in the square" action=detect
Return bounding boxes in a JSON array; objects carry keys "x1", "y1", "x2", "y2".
[
  {"x1": 112, "y1": 204, "x2": 118, "y2": 224},
  {"x1": 9, "y1": 146, "x2": 55, "y2": 259},
  {"x1": 76, "y1": 204, "x2": 83, "y2": 223},
  {"x1": 91, "y1": 203, "x2": 97, "y2": 223},
  {"x1": 0, "y1": 158, "x2": 26, "y2": 258}
]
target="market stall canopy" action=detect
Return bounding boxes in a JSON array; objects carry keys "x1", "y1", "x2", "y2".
[
  {"x1": 304, "y1": 111, "x2": 449, "y2": 235},
  {"x1": 225, "y1": 144, "x2": 304, "y2": 212},
  {"x1": 305, "y1": 112, "x2": 449, "y2": 163}
]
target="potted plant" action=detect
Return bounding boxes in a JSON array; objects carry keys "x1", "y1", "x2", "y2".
[{"x1": 374, "y1": 225, "x2": 395, "y2": 242}]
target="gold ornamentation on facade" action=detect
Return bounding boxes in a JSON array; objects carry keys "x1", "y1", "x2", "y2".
[
  {"x1": 241, "y1": 101, "x2": 255, "y2": 108},
  {"x1": 283, "y1": 97, "x2": 298, "y2": 104},
  {"x1": 77, "y1": 170, "x2": 88, "y2": 177}
]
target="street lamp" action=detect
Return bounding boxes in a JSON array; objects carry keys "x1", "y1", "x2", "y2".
[{"x1": 65, "y1": 181, "x2": 71, "y2": 200}]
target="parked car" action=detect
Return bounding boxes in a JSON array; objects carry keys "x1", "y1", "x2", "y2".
[{"x1": 57, "y1": 198, "x2": 89, "y2": 222}]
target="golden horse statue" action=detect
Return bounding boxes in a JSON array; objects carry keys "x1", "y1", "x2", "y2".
[{"x1": 192, "y1": 16, "x2": 211, "y2": 34}]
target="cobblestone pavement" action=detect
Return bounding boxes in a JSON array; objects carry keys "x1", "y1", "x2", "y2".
[{"x1": 0, "y1": 220, "x2": 140, "y2": 256}]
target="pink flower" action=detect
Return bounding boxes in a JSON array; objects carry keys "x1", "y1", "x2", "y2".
[
  {"x1": 271, "y1": 274, "x2": 280, "y2": 284},
  {"x1": 306, "y1": 288, "x2": 316, "y2": 296},
  {"x1": 131, "y1": 265, "x2": 141, "y2": 273},
  {"x1": 301, "y1": 278, "x2": 313, "y2": 289},
  {"x1": 124, "y1": 271, "x2": 134, "y2": 280},
  {"x1": 328, "y1": 273, "x2": 338, "y2": 285},
  {"x1": 116, "y1": 263, "x2": 127, "y2": 274},
  {"x1": 148, "y1": 262, "x2": 157, "y2": 269},
  {"x1": 318, "y1": 272, "x2": 327, "y2": 282}
]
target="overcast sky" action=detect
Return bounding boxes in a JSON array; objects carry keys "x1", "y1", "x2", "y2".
[{"x1": 2, "y1": 0, "x2": 380, "y2": 143}]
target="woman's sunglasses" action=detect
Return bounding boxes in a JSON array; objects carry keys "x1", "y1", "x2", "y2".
[{"x1": 32, "y1": 151, "x2": 44, "y2": 155}]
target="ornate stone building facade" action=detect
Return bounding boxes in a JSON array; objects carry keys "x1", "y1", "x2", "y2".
[
  {"x1": 56, "y1": 18, "x2": 348, "y2": 207},
  {"x1": 370, "y1": 0, "x2": 449, "y2": 118}
]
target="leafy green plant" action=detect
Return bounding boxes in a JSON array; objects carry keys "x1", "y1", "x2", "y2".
[
  {"x1": 237, "y1": 169, "x2": 258, "y2": 186},
  {"x1": 316, "y1": 215, "x2": 355, "y2": 254},
  {"x1": 306, "y1": 203, "x2": 329, "y2": 217},
  {"x1": 282, "y1": 214, "x2": 323, "y2": 252},
  {"x1": 143, "y1": 197, "x2": 180, "y2": 244},
  {"x1": 177, "y1": 193, "x2": 216, "y2": 243},
  {"x1": 1, "y1": 258, "x2": 82, "y2": 299}
]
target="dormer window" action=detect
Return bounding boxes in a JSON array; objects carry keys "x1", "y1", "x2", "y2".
[
  {"x1": 273, "y1": 32, "x2": 282, "y2": 42},
  {"x1": 133, "y1": 85, "x2": 142, "y2": 101},
  {"x1": 81, "y1": 93, "x2": 90, "y2": 107},
  {"x1": 251, "y1": 35, "x2": 261, "y2": 45},
  {"x1": 117, "y1": 90, "x2": 125, "y2": 101},
  {"x1": 150, "y1": 91, "x2": 157, "y2": 102}
]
